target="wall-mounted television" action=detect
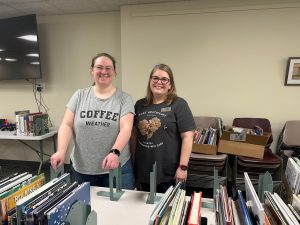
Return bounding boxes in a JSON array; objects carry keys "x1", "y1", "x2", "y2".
[{"x1": 0, "y1": 14, "x2": 42, "y2": 80}]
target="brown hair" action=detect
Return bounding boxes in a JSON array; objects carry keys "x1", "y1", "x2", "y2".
[
  {"x1": 91, "y1": 52, "x2": 116, "y2": 70},
  {"x1": 91, "y1": 53, "x2": 116, "y2": 86},
  {"x1": 145, "y1": 63, "x2": 177, "y2": 106}
]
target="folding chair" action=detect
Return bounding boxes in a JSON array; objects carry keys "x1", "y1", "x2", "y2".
[
  {"x1": 186, "y1": 116, "x2": 228, "y2": 190},
  {"x1": 232, "y1": 118, "x2": 282, "y2": 192},
  {"x1": 276, "y1": 120, "x2": 300, "y2": 172}
]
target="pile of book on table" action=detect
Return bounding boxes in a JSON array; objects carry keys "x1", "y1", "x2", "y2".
[
  {"x1": 215, "y1": 172, "x2": 300, "y2": 225},
  {"x1": 149, "y1": 182, "x2": 202, "y2": 225},
  {"x1": 15, "y1": 110, "x2": 49, "y2": 136},
  {"x1": 0, "y1": 173, "x2": 90, "y2": 225}
]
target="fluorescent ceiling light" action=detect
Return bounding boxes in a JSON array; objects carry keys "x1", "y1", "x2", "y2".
[
  {"x1": 30, "y1": 62, "x2": 40, "y2": 65},
  {"x1": 5, "y1": 58, "x2": 17, "y2": 62},
  {"x1": 17, "y1": 35, "x2": 37, "y2": 42},
  {"x1": 0, "y1": 49, "x2": 4, "y2": 52},
  {"x1": 26, "y1": 53, "x2": 39, "y2": 57}
]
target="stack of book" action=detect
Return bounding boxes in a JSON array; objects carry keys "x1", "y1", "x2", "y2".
[
  {"x1": 15, "y1": 110, "x2": 49, "y2": 136},
  {"x1": 149, "y1": 182, "x2": 202, "y2": 225},
  {"x1": 193, "y1": 127, "x2": 218, "y2": 145},
  {"x1": 1, "y1": 173, "x2": 90, "y2": 225},
  {"x1": 264, "y1": 191, "x2": 300, "y2": 224},
  {"x1": 0, "y1": 173, "x2": 45, "y2": 224},
  {"x1": 285, "y1": 157, "x2": 300, "y2": 194},
  {"x1": 215, "y1": 172, "x2": 300, "y2": 225}
]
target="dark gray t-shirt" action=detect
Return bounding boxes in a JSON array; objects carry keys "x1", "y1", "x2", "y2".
[
  {"x1": 67, "y1": 87, "x2": 134, "y2": 175},
  {"x1": 134, "y1": 97, "x2": 196, "y2": 184}
]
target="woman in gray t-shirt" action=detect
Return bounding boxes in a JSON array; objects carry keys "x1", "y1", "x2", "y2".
[{"x1": 50, "y1": 53, "x2": 135, "y2": 189}]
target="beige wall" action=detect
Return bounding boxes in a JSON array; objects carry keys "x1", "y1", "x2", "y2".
[
  {"x1": 0, "y1": 1, "x2": 299, "y2": 162},
  {"x1": 121, "y1": 1, "x2": 300, "y2": 150}
]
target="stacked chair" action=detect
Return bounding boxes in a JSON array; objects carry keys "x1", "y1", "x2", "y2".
[
  {"x1": 186, "y1": 116, "x2": 228, "y2": 192},
  {"x1": 232, "y1": 118, "x2": 282, "y2": 192},
  {"x1": 276, "y1": 120, "x2": 300, "y2": 172}
]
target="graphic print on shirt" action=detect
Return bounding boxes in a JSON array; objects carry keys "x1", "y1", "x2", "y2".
[
  {"x1": 137, "y1": 110, "x2": 168, "y2": 149},
  {"x1": 80, "y1": 110, "x2": 119, "y2": 127},
  {"x1": 138, "y1": 117, "x2": 161, "y2": 139}
]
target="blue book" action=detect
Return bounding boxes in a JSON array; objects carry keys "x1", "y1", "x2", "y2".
[
  {"x1": 46, "y1": 182, "x2": 91, "y2": 224},
  {"x1": 237, "y1": 190, "x2": 253, "y2": 225}
]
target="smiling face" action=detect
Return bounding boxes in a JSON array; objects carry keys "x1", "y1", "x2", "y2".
[
  {"x1": 91, "y1": 56, "x2": 115, "y2": 86},
  {"x1": 150, "y1": 69, "x2": 171, "y2": 100}
]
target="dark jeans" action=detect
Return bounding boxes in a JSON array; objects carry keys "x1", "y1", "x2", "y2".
[
  {"x1": 71, "y1": 159, "x2": 135, "y2": 190},
  {"x1": 137, "y1": 181, "x2": 175, "y2": 193}
]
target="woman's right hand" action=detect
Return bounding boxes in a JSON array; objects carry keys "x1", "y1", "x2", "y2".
[{"x1": 50, "y1": 151, "x2": 65, "y2": 171}]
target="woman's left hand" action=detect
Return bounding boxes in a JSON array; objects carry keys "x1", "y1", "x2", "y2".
[
  {"x1": 175, "y1": 167, "x2": 187, "y2": 183},
  {"x1": 102, "y1": 153, "x2": 120, "y2": 170}
]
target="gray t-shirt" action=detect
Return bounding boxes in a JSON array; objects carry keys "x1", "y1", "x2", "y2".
[{"x1": 67, "y1": 87, "x2": 134, "y2": 175}]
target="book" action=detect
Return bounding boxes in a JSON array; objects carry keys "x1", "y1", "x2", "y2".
[
  {"x1": 149, "y1": 185, "x2": 174, "y2": 225},
  {"x1": 219, "y1": 185, "x2": 232, "y2": 225},
  {"x1": 14, "y1": 110, "x2": 30, "y2": 136},
  {"x1": 172, "y1": 189, "x2": 186, "y2": 225},
  {"x1": 231, "y1": 199, "x2": 242, "y2": 225},
  {"x1": 292, "y1": 194, "x2": 300, "y2": 212},
  {"x1": 180, "y1": 199, "x2": 191, "y2": 225},
  {"x1": 244, "y1": 172, "x2": 264, "y2": 225},
  {"x1": 15, "y1": 173, "x2": 70, "y2": 223},
  {"x1": 33, "y1": 113, "x2": 49, "y2": 136},
  {"x1": 272, "y1": 192, "x2": 298, "y2": 225},
  {"x1": 285, "y1": 158, "x2": 300, "y2": 193},
  {"x1": 187, "y1": 192, "x2": 202, "y2": 225},
  {"x1": 264, "y1": 191, "x2": 287, "y2": 225},
  {"x1": 288, "y1": 204, "x2": 300, "y2": 222},
  {"x1": 167, "y1": 188, "x2": 182, "y2": 225},
  {"x1": 0, "y1": 174, "x2": 44, "y2": 223},
  {"x1": 237, "y1": 190, "x2": 252, "y2": 225},
  {"x1": 46, "y1": 182, "x2": 90, "y2": 224},
  {"x1": 159, "y1": 207, "x2": 172, "y2": 225}
]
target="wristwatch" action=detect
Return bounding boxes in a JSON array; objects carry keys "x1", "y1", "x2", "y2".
[
  {"x1": 109, "y1": 149, "x2": 120, "y2": 157},
  {"x1": 179, "y1": 164, "x2": 188, "y2": 171}
]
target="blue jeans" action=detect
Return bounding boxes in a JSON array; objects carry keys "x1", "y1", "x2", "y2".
[{"x1": 71, "y1": 159, "x2": 135, "y2": 190}]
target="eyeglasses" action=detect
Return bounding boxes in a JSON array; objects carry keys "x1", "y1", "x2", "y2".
[
  {"x1": 151, "y1": 76, "x2": 170, "y2": 84},
  {"x1": 93, "y1": 66, "x2": 113, "y2": 72}
]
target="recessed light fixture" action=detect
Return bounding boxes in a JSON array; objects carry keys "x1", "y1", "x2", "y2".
[
  {"x1": 26, "y1": 53, "x2": 39, "y2": 57},
  {"x1": 17, "y1": 35, "x2": 37, "y2": 42},
  {"x1": 5, "y1": 58, "x2": 17, "y2": 62}
]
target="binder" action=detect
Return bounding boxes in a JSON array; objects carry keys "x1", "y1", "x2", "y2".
[{"x1": 46, "y1": 182, "x2": 90, "y2": 224}]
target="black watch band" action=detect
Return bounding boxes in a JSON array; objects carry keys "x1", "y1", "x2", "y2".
[
  {"x1": 179, "y1": 165, "x2": 188, "y2": 171},
  {"x1": 109, "y1": 149, "x2": 120, "y2": 157}
]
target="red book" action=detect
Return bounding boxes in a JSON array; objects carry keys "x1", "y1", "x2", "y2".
[{"x1": 187, "y1": 192, "x2": 202, "y2": 225}]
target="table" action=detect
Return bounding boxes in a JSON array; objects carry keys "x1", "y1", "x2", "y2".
[
  {"x1": 90, "y1": 186, "x2": 216, "y2": 225},
  {"x1": 0, "y1": 127, "x2": 58, "y2": 174}
]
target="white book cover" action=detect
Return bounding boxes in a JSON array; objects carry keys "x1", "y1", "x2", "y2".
[
  {"x1": 292, "y1": 194, "x2": 300, "y2": 212},
  {"x1": 244, "y1": 172, "x2": 264, "y2": 225},
  {"x1": 285, "y1": 158, "x2": 300, "y2": 192}
]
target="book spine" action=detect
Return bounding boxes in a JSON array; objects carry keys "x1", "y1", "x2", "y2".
[{"x1": 15, "y1": 115, "x2": 20, "y2": 136}]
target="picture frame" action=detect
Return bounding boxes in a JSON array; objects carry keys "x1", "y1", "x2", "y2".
[{"x1": 285, "y1": 57, "x2": 300, "y2": 86}]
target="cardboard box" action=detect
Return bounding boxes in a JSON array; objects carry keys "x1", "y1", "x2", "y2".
[
  {"x1": 192, "y1": 143, "x2": 218, "y2": 155},
  {"x1": 217, "y1": 131, "x2": 271, "y2": 159}
]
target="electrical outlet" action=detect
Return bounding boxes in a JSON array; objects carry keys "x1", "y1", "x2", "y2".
[{"x1": 36, "y1": 83, "x2": 45, "y2": 92}]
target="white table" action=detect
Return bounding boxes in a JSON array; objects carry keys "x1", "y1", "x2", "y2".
[
  {"x1": 0, "y1": 127, "x2": 58, "y2": 174},
  {"x1": 90, "y1": 186, "x2": 216, "y2": 225}
]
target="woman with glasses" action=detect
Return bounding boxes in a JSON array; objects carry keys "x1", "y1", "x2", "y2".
[
  {"x1": 132, "y1": 63, "x2": 195, "y2": 193},
  {"x1": 51, "y1": 53, "x2": 135, "y2": 189}
]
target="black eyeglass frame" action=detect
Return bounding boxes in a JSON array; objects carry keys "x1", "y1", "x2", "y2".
[{"x1": 151, "y1": 76, "x2": 170, "y2": 84}]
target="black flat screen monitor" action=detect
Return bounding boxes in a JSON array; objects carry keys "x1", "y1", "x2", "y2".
[{"x1": 0, "y1": 14, "x2": 42, "y2": 80}]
